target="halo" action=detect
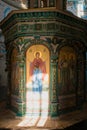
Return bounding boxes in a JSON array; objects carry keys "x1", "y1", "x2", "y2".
[{"x1": 34, "y1": 51, "x2": 42, "y2": 58}]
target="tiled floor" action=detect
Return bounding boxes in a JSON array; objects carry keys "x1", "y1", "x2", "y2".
[{"x1": 0, "y1": 103, "x2": 87, "y2": 130}]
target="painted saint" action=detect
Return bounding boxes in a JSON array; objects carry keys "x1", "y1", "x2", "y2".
[
  {"x1": 29, "y1": 51, "x2": 46, "y2": 93},
  {"x1": 59, "y1": 54, "x2": 69, "y2": 88}
]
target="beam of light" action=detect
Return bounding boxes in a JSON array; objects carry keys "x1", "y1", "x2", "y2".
[
  {"x1": 26, "y1": 73, "x2": 49, "y2": 117},
  {"x1": 17, "y1": 116, "x2": 39, "y2": 127},
  {"x1": 37, "y1": 117, "x2": 48, "y2": 127},
  {"x1": 17, "y1": 72, "x2": 49, "y2": 127}
]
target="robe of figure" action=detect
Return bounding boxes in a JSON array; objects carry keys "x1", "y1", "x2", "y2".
[{"x1": 29, "y1": 52, "x2": 46, "y2": 93}]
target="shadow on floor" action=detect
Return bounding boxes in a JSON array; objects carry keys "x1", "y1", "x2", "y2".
[
  {"x1": 64, "y1": 119, "x2": 87, "y2": 130},
  {"x1": 0, "y1": 129, "x2": 11, "y2": 130}
]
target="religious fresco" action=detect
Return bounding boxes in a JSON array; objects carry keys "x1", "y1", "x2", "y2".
[
  {"x1": 58, "y1": 46, "x2": 76, "y2": 95},
  {"x1": 58, "y1": 46, "x2": 77, "y2": 110},
  {"x1": 26, "y1": 44, "x2": 50, "y2": 116},
  {"x1": 11, "y1": 48, "x2": 20, "y2": 95},
  {"x1": 26, "y1": 44, "x2": 50, "y2": 89}
]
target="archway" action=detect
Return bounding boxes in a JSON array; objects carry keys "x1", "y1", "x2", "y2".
[{"x1": 26, "y1": 44, "x2": 50, "y2": 117}]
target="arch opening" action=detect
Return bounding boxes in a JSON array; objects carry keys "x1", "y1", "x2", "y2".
[{"x1": 26, "y1": 44, "x2": 50, "y2": 118}]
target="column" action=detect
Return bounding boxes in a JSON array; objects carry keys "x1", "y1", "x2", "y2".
[
  {"x1": 16, "y1": 55, "x2": 26, "y2": 116},
  {"x1": 50, "y1": 57, "x2": 58, "y2": 117}
]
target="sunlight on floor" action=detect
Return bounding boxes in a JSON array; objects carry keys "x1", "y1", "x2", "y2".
[
  {"x1": 17, "y1": 90, "x2": 49, "y2": 127},
  {"x1": 26, "y1": 91, "x2": 49, "y2": 116},
  {"x1": 17, "y1": 117, "x2": 38, "y2": 127},
  {"x1": 17, "y1": 116, "x2": 48, "y2": 127},
  {"x1": 37, "y1": 117, "x2": 48, "y2": 127}
]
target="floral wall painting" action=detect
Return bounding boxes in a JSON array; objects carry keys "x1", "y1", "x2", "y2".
[{"x1": 26, "y1": 44, "x2": 50, "y2": 116}]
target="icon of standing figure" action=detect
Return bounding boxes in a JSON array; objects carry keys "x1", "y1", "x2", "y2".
[
  {"x1": 29, "y1": 51, "x2": 46, "y2": 93},
  {"x1": 59, "y1": 54, "x2": 69, "y2": 89}
]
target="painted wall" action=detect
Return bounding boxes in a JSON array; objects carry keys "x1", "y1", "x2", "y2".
[{"x1": 58, "y1": 46, "x2": 77, "y2": 109}]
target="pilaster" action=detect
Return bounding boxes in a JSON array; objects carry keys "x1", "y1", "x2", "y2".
[
  {"x1": 16, "y1": 54, "x2": 26, "y2": 116},
  {"x1": 50, "y1": 56, "x2": 58, "y2": 117}
]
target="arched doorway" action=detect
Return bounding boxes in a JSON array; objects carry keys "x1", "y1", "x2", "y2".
[{"x1": 26, "y1": 44, "x2": 50, "y2": 117}]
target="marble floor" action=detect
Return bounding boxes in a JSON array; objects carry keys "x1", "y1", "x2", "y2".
[{"x1": 0, "y1": 103, "x2": 87, "y2": 130}]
